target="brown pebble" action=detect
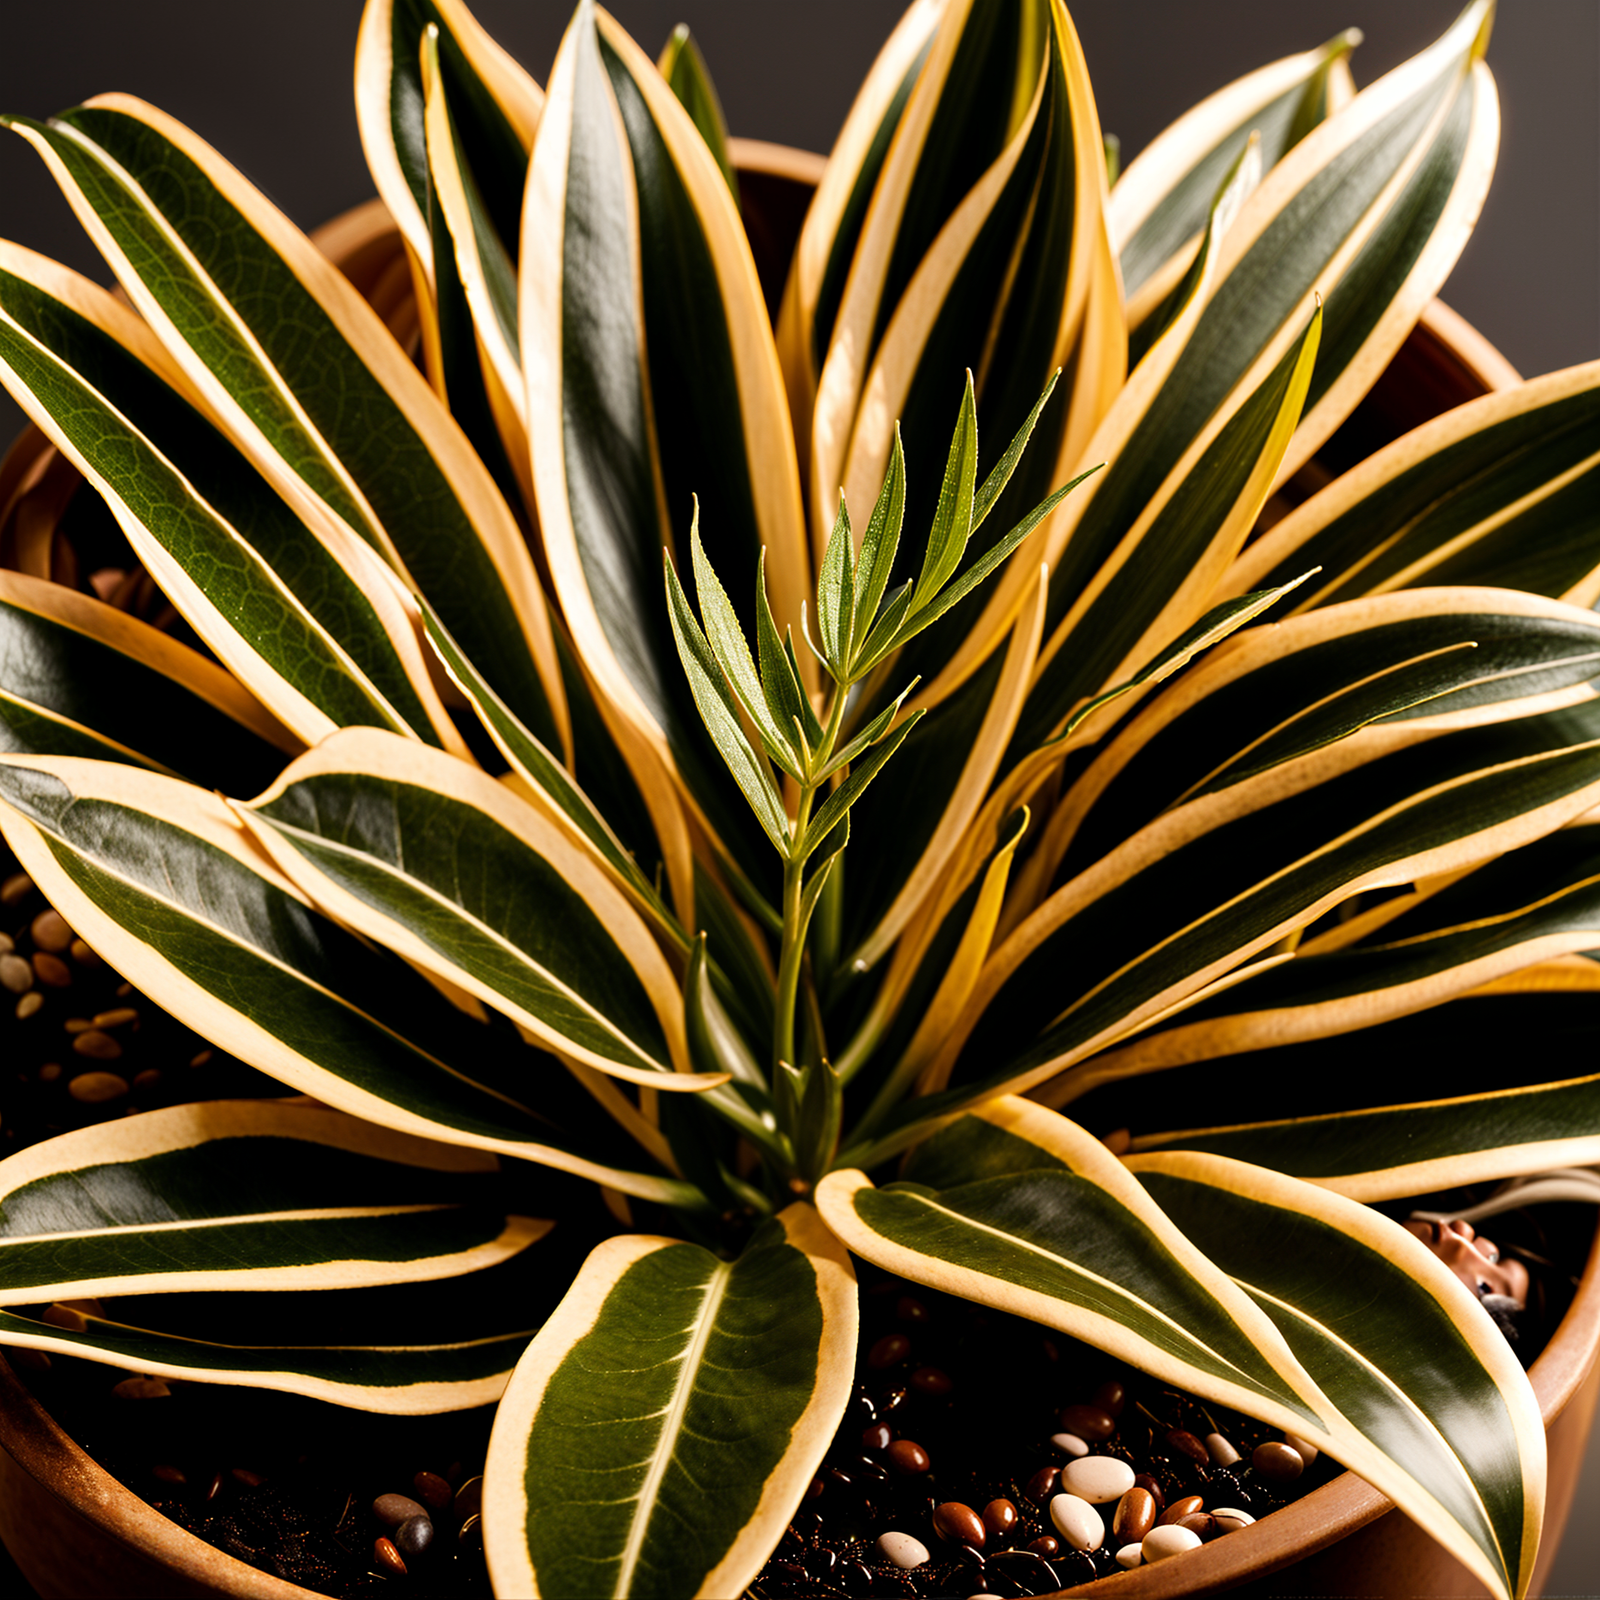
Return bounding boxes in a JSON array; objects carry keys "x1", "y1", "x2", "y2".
[
  {"x1": 910, "y1": 1365, "x2": 952, "y2": 1396},
  {"x1": 15, "y1": 991, "x2": 42, "y2": 1020},
  {"x1": 0, "y1": 954, "x2": 32, "y2": 994},
  {"x1": 1179, "y1": 1512, "x2": 1223, "y2": 1541},
  {"x1": 231, "y1": 1467, "x2": 265, "y2": 1488},
  {"x1": 867, "y1": 1333, "x2": 911, "y2": 1369},
  {"x1": 68, "y1": 1072, "x2": 129, "y2": 1105},
  {"x1": 1252, "y1": 1441, "x2": 1305, "y2": 1483},
  {"x1": 373, "y1": 1492, "x2": 427, "y2": 1528},
  {"x1": 30, "y1": 910, "x2": 72, "y2": 952},
  {"x1": 32, "y1": 953, "x2": 71, "y2": 988},
  {"x1": 886, "y1": 1439, "x2": 930, "y2": 1475},
  {"x1": 112, "y1": 1377, "x2": 170, "y2": 1400},
  {"x1": 981, "y1": 1499, "x2": 1018, "y2": 1538},
  {"x1": 1133, "y1": 1473, "x2": 1166, "y2": 1512},
  {"x1": 133, "y1": 1069, "x2": 163, "y2": 1093},
  {"x1": 152, "y1": 1464, "x2": 187, "y2": 1486},
  {"x1": 0, "y1": 931, "x2": 10, "y2": 953},
  {"x1": 457, "y1": 1515, "x2": 482, "y2": 1551},
  {"x1": 1023, "y1": 1465, "x2": 1060, "y2": 1505},
  {"x1": 93, "y1": 1007, "x2": 139, "y2": 1029},
  {"x1": 1026, "y1": 1536, "x2": 1060, "y2": 1557},
  {"x1": 72, "y1": 1030, "x2": 123, "y2": 1061},
  {"x1": 412, "y1": 1471, "x2": 453, "y2": 1512},
  {"x1": 804, "y1": 1476, "x2": 823, "y2": 1500},
  {"x1": 1091, "y1": 1378, "x2": 1127, "y2": 1417},
  {"x1": 932, "y1": 1502, "x2": 985, "y2": 1549},
  {"x1": 1058, "y1": 1403, "x2": 1115, "y2": 1442},
  {"x1": 189, "y1": 1048, "x2": 213, "y2": 1068},
  {"x1": 895, "y1": 1295, "x2": 929, "y2": 1323},
  {"x1": 1159, "y1": 1494, "x2": 1205, "y2": 1526},
  {"x1": 203, "y1": 1470, "x2": 225, "y2": 1503},
  {"x1": 65, "y1": 1018, "x2": 92, "y2": 1034},
  {"x1": 1112, "y1": 1486, "x2": 1157, "y2": 1544},
  {"x1": 1213, "y1": 1512, "x2": 1255, "y2": 1534},
  {"x1": 1166, "y1": 1429, "x2": 1209, "y2": 1464},
  {"x1": 373, "y1": 1536, "x2": 406, "y2": 1577},
  {"x1": 1100, "y1": 1126, "x2": 1132, "y2": 1155},
  {"x1": 70, "y1": 939, "x2": 100, "y2": 967},
  {"x1": 394, "y1": 1515, "x2": 434, "y2": 1558},
  {"x1": 1, "y1": 871, "x2": 34, "y2": 905},
  {"x1": 38, "y1": 1062, "x2": 61, "y2": 1084},
  {"x1": 861, "y1": 1422, "x2": 893, "y2": 1452}
]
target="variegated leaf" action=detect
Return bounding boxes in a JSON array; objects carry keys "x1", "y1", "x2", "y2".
[
  {"x1": 7, "y1": 95, "x2": 567, "y2": 755},
  {"x1": 0, "y1": 1101, "x2": 541, "y2": 1304},
  {"x1": 0, "y1": 754, "x2": 695, "y2": 1203},
  {"x1": 483, "y1": 1205, "x2": 856, "y2": 1600}
]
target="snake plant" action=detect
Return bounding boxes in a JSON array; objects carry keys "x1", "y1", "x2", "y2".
[{"x1": 0, "y1": 0, "x2": 1596, "y2": 1594}]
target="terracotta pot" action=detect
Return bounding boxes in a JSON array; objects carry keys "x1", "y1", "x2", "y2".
[{"x1": 3, "y1": 166, "x2": 1593, "y2": 1600}]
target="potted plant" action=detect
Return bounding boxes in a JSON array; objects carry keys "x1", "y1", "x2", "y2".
[{"x1": 0, "y1": 0, "x2": 1598, "y2": 1596}]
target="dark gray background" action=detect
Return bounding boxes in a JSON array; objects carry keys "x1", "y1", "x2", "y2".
[{"x1": 0, "y1": 4, "x2": 1595, "y2": 1595}]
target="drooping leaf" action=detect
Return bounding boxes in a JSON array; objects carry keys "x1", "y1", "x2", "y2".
[{"x1": 482, "y1": 1205, "x2": 856, "y2": 1600}]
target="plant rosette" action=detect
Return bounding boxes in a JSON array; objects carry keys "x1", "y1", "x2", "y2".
[{"x1": 0, "y1": 3, "x2": 1598, "y2": 1599}]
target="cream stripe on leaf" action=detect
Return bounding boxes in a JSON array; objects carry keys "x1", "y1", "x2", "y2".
[
  {"x1": 5, "y1": 96, "x2": 568, "y2": 758},
  {"x1": 1014, "y1": 2, "x2": 1495, "y2": 748},
  {"x1": 524, "y1": 2, "x2": 806, "y2": 899},
  {"x1": 1110, "y1": 28, "x2": 1359, "y2": 300},
  {"x1": 483, "y1": 1206, "x2": 856, "y2": 1600},
  {"x1": 0, "y1": 569, "x2": 293, "y2": 793},
  {"x1": 1051, "y1": 822, "x2": 1600, "y2": 1107},
  {"x1": 819, "y1": 1102, "x2": 1328, "y2": 1437},
  {"x1": 0, "y1": 756, "x2": 697, "y2": 1204},
  {"x1": 238, "y1": 728, "x2": 705, "y2": 1090},
  {"x1": 895, "y1": 695, "x2": 1600, "y2": 1147},
  {"x1": 1226, "y1": 360, "x2": 1600, "y2": 614},
  {"x1": 356, "y1": 0, "x2": 541, "y2": 287},
  {"x1": 1128, "y1": 1154, "x2": 1543, "y2": 1600},
  {"x1": 0, "y1": 1099, "x2": 542, "y2": 1304},
  {"x1": 0, "y1": 249, "x2": 461, "y2": 753},
  {"x1": 1071, "y1": 983, "x2": 1600, "y2": 1201}
]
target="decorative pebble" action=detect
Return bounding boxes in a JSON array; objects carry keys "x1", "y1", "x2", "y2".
[
  {"x1": 895, "y1": 1295, "x2": 929, "y2": 1323},
  {"x1": 910, "y1": 1365, "x2": 952, "y2": 1396},
  {"x1": 1061, "y1": 1455, "x2": 1135, "y2": 1504},
  {"x1": 132, "y1": 1068, "x2": 163, "y2": 1093},
  {"x1": 1205, "y1": 1431, "x2": 1240, "y2": 1466},
  {"x1": 37, "y1": 1062, "x2": 61, "y2": 1083},
  {"x1": 373, "y1": 1536, "x2": 406, "y2": 1576},
  {"x1": 1057, "y1": 1403, "x2": 1115, "y2": 1441},
  {"x1": 1047, "y1": 1492, "x2": 1103, "y2": 1552},
  {"x1": 0, "y1": 931, "x2": 10, "y2": 952},
  {"x1": 867, "y1": 1334, "x2": 911, "y2": 1369},
  {"x1": 981, "y1": 1499, "x2": 1018, "y2": 1538},
  {"x1": 0, "y1": 954, "x2": 33, "y2": 993},
  {"x1": 189, "y1": 1048, "x2": 213, "y2": 1068},
  {"x1": 1178, "y1": 1512, "x2": 1221, "y2": 1540},
  {"x1": 393, "y1": 1514, "x2": 434, "y2": 1558},
  {"x1": 1023, "y1": 1465, "x2": 1059, "y2": 1503},
  {"x1": 1143, "y1": 1523, "x2": 1204, "y2": 1561},
  {"x1": 1159, "y1": 1494, "x2": 1205, "y2": 1526},
  {"x1": 32, "y1": 952, "x2": 71, "y2": 987},
  {"x1": 1050, "y1": 1430, "x2": 1089, "y2": 1457},
  {"x1": 1091, "y1": 1378, "x2": 1127, "y2": 1417},
  {"x1": 152, "y1": 1464, "x2": 187, "y2": 1485},
  {"x1": 15, "y1": 991, "x2": 41, "y2": 1020},
  {"x1": 68, "y1": 1072, "x2": 129, "y2": 1105},
  {"x1": 373, "y1": 1492, "x2": 428, "y2": 1527},
  {"x1": 932, "y1": 1502, "x2": 985, "y2": 1548},
  {"x1": 1285, "y1": 1433, "x2": 1320, "y2": 1466},
  {"x1": 92, "y1": 1006, "x2": 139, "y2": 1029},
  {"x1": 457, "y1": 1514, "x2": 482, "y2": 1551},
  {"x1": 1166, "y1": 1429, "x2": 1209, "y2": 1464},
  {"x1": 886, "y1": 1438, "x2": 930, "y2": 1475},
  {"x1": 1025, "y1": 1536, "x2": 1059, "y2": 1557},
  {"x1": 1112, "y1": 1486, "x2": 1157, "y2": 1544},
  {"x1": 861, "y1": 1422, "x2": 893, "y2": 1451},
  {"x1": 112, "y1": 1377, "x2": 170, "y2": 1400},
  {"x1": 1, "y1": 871, "x2": 34, "y2": 905},
  {"x1": 453, "y1": 1477, "x2": 483, "y2": 1522},
  {"x1": 1115, "y1": 1543, "x2": 1144, "y2": 1569},
  {"x1": 1252, "y1": 1441, "x2": 1305, "y2": 1482},
  {"x1": 72, "y1": 1030, "x2": 123, "y2": 1061},
  {"x1": 1213, "y1": 1510, "x2": 1256, "y2": 1533},
  {"x1": 65, "y1": 1018, "x2": 92, "y2": 1034},
  {"x1": 1133, "y1": 1472, "x2": 1166, "y2": 1511},
  {"x1": 231, "y1": 1467, "x2": 265, "y2": 1487},
  {"x1": 876, "y1": 1531, "x2": 930, "y2": 1570},
  {"x1": 70, "y1": 939, "x2": 99, "y2": 966},
  {"x1": 30, "y1": 910, "x2": 72, "y2": 952}
]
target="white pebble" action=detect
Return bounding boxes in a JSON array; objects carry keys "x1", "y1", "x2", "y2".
[
  {"x1": 1211, "y1": 1507, "x2": 1256, "y2": 1527},
  {"x1": 1142, "y1": 1524, "x2": 1203, "y2": 1562},
  {"x1": 1048, "y1": 1492, "x2": 1104, "y2": 1552},
  {"x1": 1115, "y1": 1543, "x2": 1144, "y2": 1569},
  {"x1": 1062, "y1": 1454, "x2": 1136, "y2": 1504},
  {"x1": 1050, "y1": 1430, "x2": 1089, "y2": 1457},
  {"x1": 1286, "y1": 1433, "x2": 1320, "y2": 1466},
  {"x1": 877, "y1": 1532, "x2": 929, "y2": 1570},
  {"x1": 1205, "y1": 1431, "x2": 1239, "y2": 1465}
]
